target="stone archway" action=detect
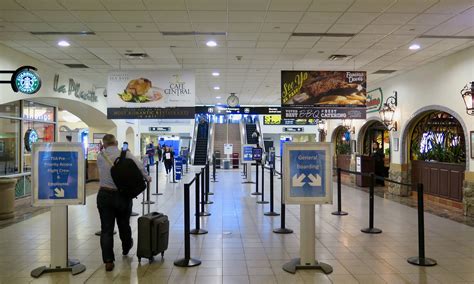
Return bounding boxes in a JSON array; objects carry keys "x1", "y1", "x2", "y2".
[
  {"x1": 357, "y1": 117, "x2": 387, "y2": 154},
  {"x1": 396, "y1": 105, "x2": 469, "y2": 210},
  {"x1": 125, "y1": 127, "x2": 135, "y2": 153},
  {"x1": 401, "y1": 105, "x2": 468, "y2": 171}
]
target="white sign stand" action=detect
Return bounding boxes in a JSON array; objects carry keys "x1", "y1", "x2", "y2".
[
  {"x1": 30, "y1": 143, "x2": 86, "y2": 278},
  {"x1": 31, "y1": 206, "x2": 86, "y2": 277},
  {"x1": 282, "y1": 204, "x2": 332, "y2": 274},
  {"x1": 282, "y1": 142, "x2": 334, "y2": 274}
]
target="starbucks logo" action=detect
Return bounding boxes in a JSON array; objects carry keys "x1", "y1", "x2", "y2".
[
  {"x1": 10, "y1": 66, "x2": 41, "y2": 94},
  {"x1": 24, "y1": 129, "x2": 39, "y2": 152}
]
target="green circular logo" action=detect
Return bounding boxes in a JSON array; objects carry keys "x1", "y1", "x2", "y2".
[{"x1": 15, "y1": 70, "x2": 41, "y2": 94}]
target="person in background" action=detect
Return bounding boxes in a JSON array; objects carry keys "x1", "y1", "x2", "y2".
[
  {"x1": 371, "y1": 142, "x2": 385, "y2": 186},
  {"x1": 163, "y1": 146, "x2": 174, "y2": 175},
  {"x1": 97, "y1": 134, "x2": 151, "y2": 271},
  {"x1": 146, "y1": 141, "x2": 156, "y2": 166}
]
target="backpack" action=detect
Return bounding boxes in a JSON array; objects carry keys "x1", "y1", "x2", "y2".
[{"x1": 103, "y1": 150, "x2": 147, "y2": 199}]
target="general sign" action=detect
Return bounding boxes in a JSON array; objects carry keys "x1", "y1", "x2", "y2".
[
  {"x1": 283, "y1": 127, "x2": 304, "y2": 132},
  {"x1": 32, "y1": 143, "x2": 85, "y2": 206},
  {"x1": 242, "y1": 144, "x2": 254, "y2": 163},
  {"x1": 283, "y1": 142, "x2": 333, "y2": 204}
]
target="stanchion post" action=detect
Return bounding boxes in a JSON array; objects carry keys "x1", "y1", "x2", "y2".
[
  {"x1": 332, "y1": 168, "x2": 348, "y2": 216},
  {"x1": 251, "y1": 162, "x2": 262, "y2": 195},
  {"x1": 257, "y1": 163, "x2": 268, "y2": 204},
  {"x1": 170, "y1": 159, "x2": 178, "y2": 184},
  {"x1": 141, "y1": 172, "x2": 155, "y2": 205},
  {"x1": 199, "y1": 167, "x2": 210, "y2": 216},
  {"x1": 212, "y1": 155, "x2": 218, "y2": 182},
  {"x1": 361, "y1": 173, "x2": 382, "y2": 234},
  {"x1": 265, "y1": 167, "x2": 279, "y2": 216},
  {"x1": 153, "y1": 161, "x2": 163, "y2": 196},
  {"x1": 174, "y1": 183, "x2": 202, "y2": 267},
  {"x1": 407, "y1": 183, "x2": 437, "y2": 266},
  {"x1": 191, "y1": 173, "x2": 208, "y2": 235},
  {"x1": 204, "y1": 163, "x2": 214, "y2": 202},
  {"x1": 273, "y1": 168, "x2": 293, "y2": 234}
]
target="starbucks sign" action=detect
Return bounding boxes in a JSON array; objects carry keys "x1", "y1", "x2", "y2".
[{"x1": 11, "y1": 66, "x2": 41, "y2": 94}]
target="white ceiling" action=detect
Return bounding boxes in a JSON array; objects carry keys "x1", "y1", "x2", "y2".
[{"x1": 1, "y1": 0, "x2": 473, "y2": 105}]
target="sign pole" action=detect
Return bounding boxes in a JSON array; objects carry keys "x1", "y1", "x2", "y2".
[{"x1": 283, "y1": 205, "x2": 332, "y2": 274}]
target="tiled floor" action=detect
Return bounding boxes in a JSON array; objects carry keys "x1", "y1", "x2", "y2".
[{"x1": 0, "y1": 166, "x2": 473, "y2": 284}]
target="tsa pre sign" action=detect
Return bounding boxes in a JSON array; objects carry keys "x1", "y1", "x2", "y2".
[
  {"x1": 32, "y1": 143, "x2": 85, "y2": 206},
  {"x1": 283, "y1": 143, "x2": 333, "y2": 204}
]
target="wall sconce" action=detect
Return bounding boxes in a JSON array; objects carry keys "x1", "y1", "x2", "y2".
[
  {"x1": 379, "y1": 91, "x2": 398, "y2": 131},
  {"x1": 342, "y1": 119, "x2": 355, "y2": 134},
  {"x1": 461, "y1": 82, "x2": 474, "y2": 115},
  {"x1": 317, "y1": 119, "x2": 327, "y2": 135}
]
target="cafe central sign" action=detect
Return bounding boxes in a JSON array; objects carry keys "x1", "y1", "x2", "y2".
[{"x1": 53, "y1": 74, "x2": 99, "y2": 103}]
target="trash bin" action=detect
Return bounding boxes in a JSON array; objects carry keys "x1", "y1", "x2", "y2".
[
  {"x1": 232, "y1": 153, "x2": 239, "y2": 168},
  {"x1": 0, "y1": 178, "x2": 17, "y2": 220},
  {"x1": 223, "y1": 159, "x2": 230, "y2": 169}
]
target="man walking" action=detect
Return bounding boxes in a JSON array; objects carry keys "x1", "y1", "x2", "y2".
[
  {"x1": 97, "y1": 134, "x2": 151, "y2": 271},
  {"x1": 146, "y1": 141, "x2": 156, "y2": 166}
]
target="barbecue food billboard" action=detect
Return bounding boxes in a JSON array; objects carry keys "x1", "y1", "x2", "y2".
[
  {"x1": 281, "y1": 71, "x2": 367, "y2": 119},
  {"x1": 107, "y1": 70, "x2": 195, "y2": 119}
]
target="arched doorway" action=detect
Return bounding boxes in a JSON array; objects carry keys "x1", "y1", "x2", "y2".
[
  {"x1": 408, "y1": 111, "x2": 466, "y2": 202},
  {"x1": 125, "y1": 127, "x2": 135, "y2": 154},
  {"x1": 332, "y1": 125, "x2": 352, "y2": 172},
  {"x1": 358, "y1": 120, "x2": 391, "y2": 181}
]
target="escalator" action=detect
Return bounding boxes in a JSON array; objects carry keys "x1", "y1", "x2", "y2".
[
  {"x1": 246, "y1": 123, "x2": 258, "y2": 144},
  {"x1": 193, "y1": 120, "x2": 209, "y2": 165}
]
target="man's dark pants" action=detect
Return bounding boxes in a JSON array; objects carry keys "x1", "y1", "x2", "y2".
[{"x1": 97, "y1": 190, "x2": 133, "y2": 263}]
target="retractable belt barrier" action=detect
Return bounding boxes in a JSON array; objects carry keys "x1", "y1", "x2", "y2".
[
  {"x1": 333, "y1": 167, "x2": 437, "y2": 266},
  {"x1": 174, "y1": 176, "x2": 202, "y2": 267},
  {"x1": 263, "y1": 166, "x2": 279, "y2": 217}
]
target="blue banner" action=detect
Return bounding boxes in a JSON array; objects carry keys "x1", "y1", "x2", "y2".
[
  {"x1": 242, "y1": 145, "x2": 253, "y2": 163},
  {"x1": 38, "y1": 151, "x2": 79, "y2": 200},
  {"x1": 175, "y1": 156, "x2": 183, "y2": 180},
  {"x1": 288, "y1": 149, "x2": 325, "y2": 198}
]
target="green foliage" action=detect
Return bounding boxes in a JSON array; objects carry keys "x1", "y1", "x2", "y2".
[
  {"x1": 413, "y1": 135, "x2": 465, "y2": 164},
  {"x1": 336, "y1": 143, "x2": 351, "y2": 155}
]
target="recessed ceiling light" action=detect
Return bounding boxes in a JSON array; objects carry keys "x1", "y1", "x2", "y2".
[
  {"x1": 57, "y1": 40, "x2": 70, "y2": 47},
  {"x1": 216, "y1": 96, "x2": 221, "y2": 99},
  {"x1": 206, "y1": 40, "x2": 217, "y2": 47},
  {"x1": 409, "y1": 43, "x2": 421, "y2": 50},
  {"x1": 212, "y1": 72, "x2": 220, "y2": 77},
  {"x1": 213, "y1": 86, "x2": 220, "y2": 90}
]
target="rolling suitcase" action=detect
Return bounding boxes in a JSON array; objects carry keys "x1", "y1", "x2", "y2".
[{"x1": 136, "y1": 183, "x2": 169, "y2": 262}]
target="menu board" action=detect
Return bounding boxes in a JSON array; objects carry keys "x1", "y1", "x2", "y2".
[
  {"x1": 281, "y1": 71, "x2": 367, "y2": 119},
  {"x1": 263, "y1": 115, "x2": 317, "y2": 125}
]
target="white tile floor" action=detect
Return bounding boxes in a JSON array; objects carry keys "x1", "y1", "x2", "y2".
[{"x1": 0, "y1": 166, "x2": 473, "y2": 284}]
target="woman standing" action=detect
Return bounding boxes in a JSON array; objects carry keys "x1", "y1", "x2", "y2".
[{"x1": 163, "y1": 146, "x2": 174, "y2": 175}]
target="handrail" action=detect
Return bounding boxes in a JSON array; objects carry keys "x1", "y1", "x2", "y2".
[
  {"x1": 189, "y1": 117, "x2": 199, "y2": 165},
  {"x1": 239, "y1": 119, "x2": 246, "y2": 147},
  {"x1": 207, "y1": 120, "x2": 214, "y2": 163},
  {"x1": 0, "y1": 172, "x2": 31, "y2": 178}
]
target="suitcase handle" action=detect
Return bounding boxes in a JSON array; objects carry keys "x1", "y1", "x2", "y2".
[{"x1": 142, "y1": 181, "x2": 151, "y2": 215}]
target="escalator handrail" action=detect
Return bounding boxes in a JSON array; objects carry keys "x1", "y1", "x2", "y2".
[{"x1": 189, "y1": 117, "x2": 199, "y2": 165}]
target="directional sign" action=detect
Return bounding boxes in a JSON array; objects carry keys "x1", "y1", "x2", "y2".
[
  {"x1": 283, "y1": 142, "x2": 333, "y2": 205},
  {"x1": 242, "y1": 144, "x2": 254, "y2": 163},
  {"x1": 252, "y1": 147, "x2": 263, "y2": 161},
  {"x1": 175, "y1": 156, "x2": 183, "y2": 180},
  {"x1": 32, "y1": 143, "x2": 85, "y2": 206}
]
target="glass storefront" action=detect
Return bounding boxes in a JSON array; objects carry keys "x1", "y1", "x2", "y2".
[{"x1": 0, "y1": 100, "x2": 56, "y2": 199}]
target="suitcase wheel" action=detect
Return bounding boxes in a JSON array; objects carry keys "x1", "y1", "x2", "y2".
[
  {"x1": 161, "y1": 252, "x2": 164, "y2": 258},
  {"x1": 149, "y1": 257, "x2": 154, "y2": 263},
  {"x1": 138, "y1": 257, "x2": 141, "y2": 263}
]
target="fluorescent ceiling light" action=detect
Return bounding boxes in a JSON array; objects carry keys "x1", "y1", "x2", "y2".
[
  {"x1": 409, "y1": 44, "x2": 420, "y2": 50},
  {"x1": 216, "y1": 96, "x2": 221, "y2": 99},
  {"x1": 206, "y1": 40, "x2": 217, "y2": 47},
  {"x1": 57, "y1": 40, "x2": 70, "y2": 47},
  {"x1": 213, "y1": 86, "x2": 220, "y2": 90},
  {"x1": 212, "y1": 72, "x2": 220, "y2": 77}
]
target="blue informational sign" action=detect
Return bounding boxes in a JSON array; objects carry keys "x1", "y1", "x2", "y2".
[
  {"x1": 32, "y1": 143, "x2": 85, "y2": 206},
  {"x1": 38, "y1": 151, "x2": 79, "y2": 200},
  {"x1": 268, "y1": 149, "x2": 275, "y2": 165},
  {"x1": 283, "y1": 143, "x2": 332, "y2": 205},
  {"x1": 242, "y1": 145, "x2": 254, "y2": 163},
  {"x1": 288, "y1": 150, "x2": 325, "y2": 197},
  {"x1": 175, "y1": 156, "x2": 183, "y2": 180},
  {"x1": 252, "y1": 147, "x2": 263, "y2": 161}
]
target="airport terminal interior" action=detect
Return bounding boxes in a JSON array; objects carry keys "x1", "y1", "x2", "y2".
[{"x1": 0, "y1": 0, "x2": 474, "y2": 283}]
